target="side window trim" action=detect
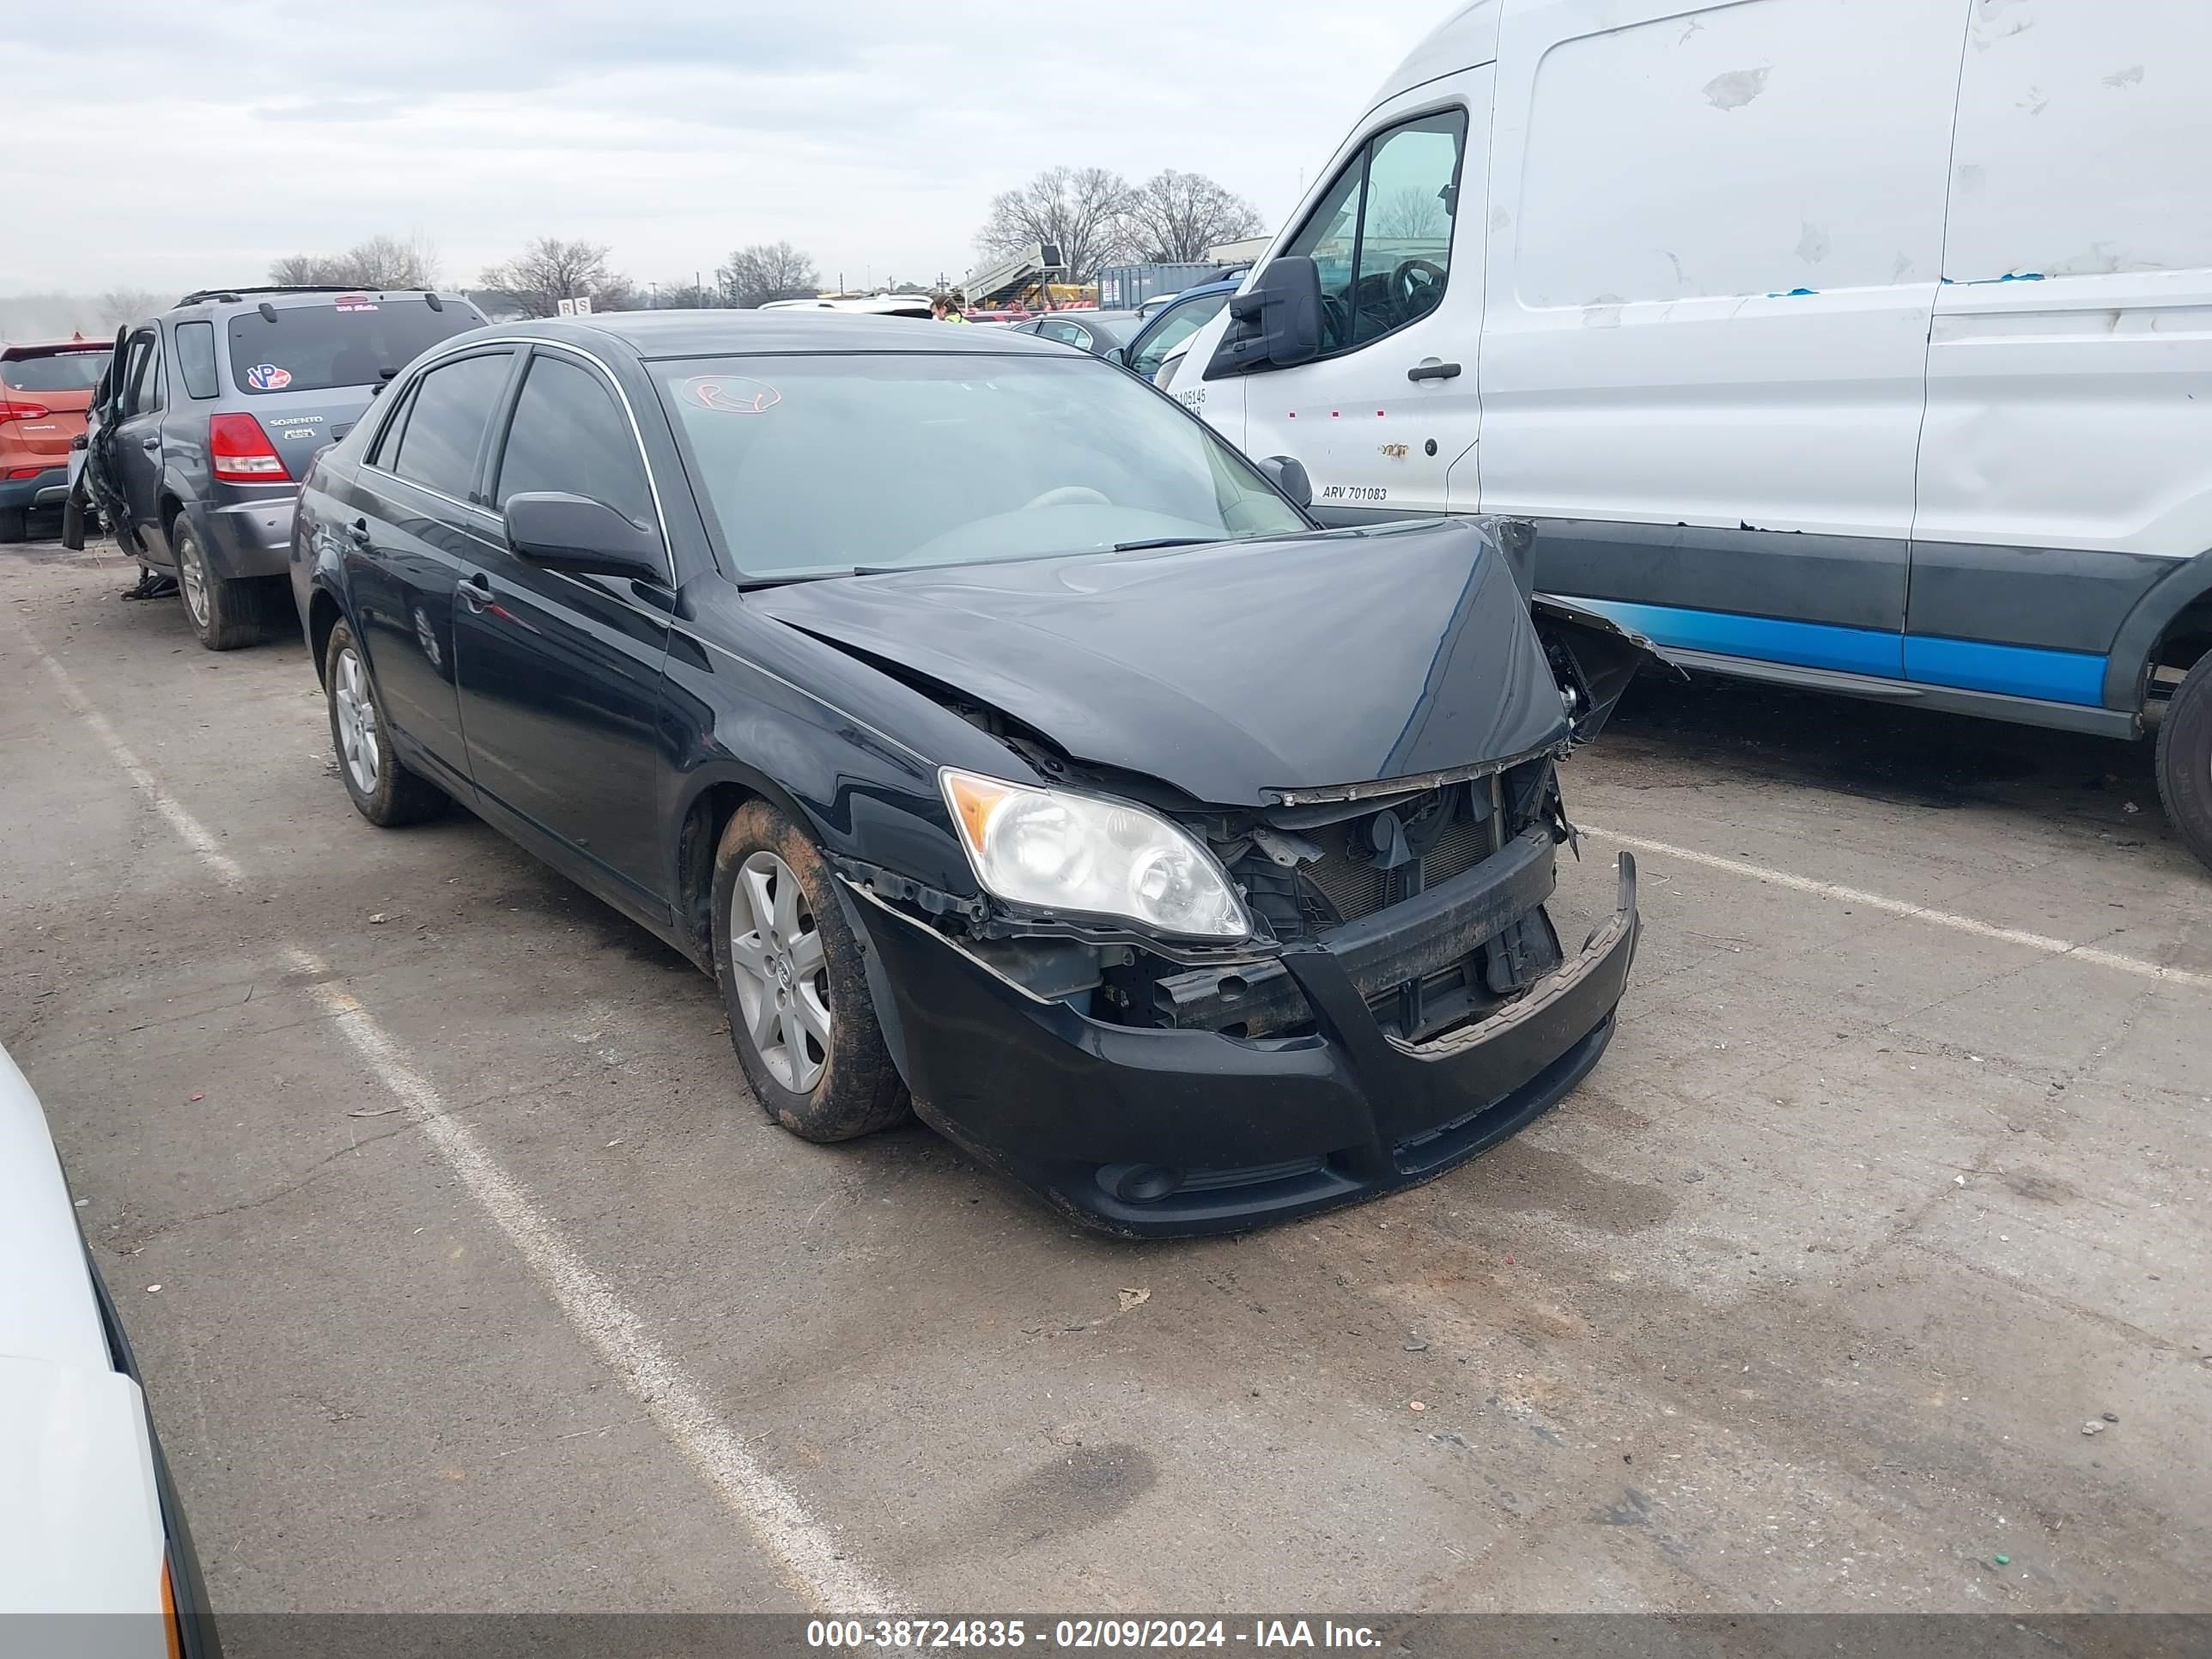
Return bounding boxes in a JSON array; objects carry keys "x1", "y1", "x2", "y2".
[
  {"x1": 489, "y1": 342, "x2": 673, "y2": 579},
  {"x1": 1268, "y1": 100, "x2": 1469, "y2": 365}
]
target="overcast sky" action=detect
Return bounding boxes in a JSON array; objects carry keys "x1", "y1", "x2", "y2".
[{"x1": 3, "y1": 3, "x2": 1428, "y2": 298}]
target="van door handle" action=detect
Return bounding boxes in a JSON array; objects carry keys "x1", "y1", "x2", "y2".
[
  {"x1": 139, "y1": 434, "x2": 161, "y2": 449},
  {"x1": 344, "y1": 519, "x2": 372, "y2": 546},
  {"x1": 1407, "y1": 360, "x2": 1462, "y2": 383}
]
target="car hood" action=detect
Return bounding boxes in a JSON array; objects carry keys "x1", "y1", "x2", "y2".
[{"x1": 749, "y1": 519, "x2": 1571, "y2": 805}]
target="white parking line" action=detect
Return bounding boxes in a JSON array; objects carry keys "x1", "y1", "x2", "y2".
[
  {"x1": 15, "y1": 611, "x2": 895, "y2": 1613},
  {"x1": 27, "y1": 647, "x2": 246, "y2": 888},
  {"x1": 1583, "y1": 824, "x2": 2211, "y2": 993},
  {"x1": 291, "y1": 947, "x2": 896, "y2": 1613}
]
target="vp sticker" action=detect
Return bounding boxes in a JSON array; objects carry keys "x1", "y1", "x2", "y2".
[
  {"x1": 246, "y1": 362, "x2": 293, "y2": 391},
  {"x1": 678, "y1": 374, "x2": 780, "y2": 414}
]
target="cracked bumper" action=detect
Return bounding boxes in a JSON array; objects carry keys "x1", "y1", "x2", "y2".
[{"x1": 848, "y1": 854, "x2": 1638, "y2": 1237}]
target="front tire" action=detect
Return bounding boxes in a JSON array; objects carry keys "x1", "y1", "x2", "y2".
[
  {"x1": 2154, "y1": 653, "x2": 2212, "y2": 873},
  {"x1": 324, "y1": 619, "x2": 447, "y2": 826},
  {"x1": 173, "y1": 518, "x2": 262, "y2": 651},
  {"x1": 711, "y1": 799, "x2": 909, "y2": 1142}
]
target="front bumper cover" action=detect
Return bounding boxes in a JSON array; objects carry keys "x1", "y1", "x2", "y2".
[{"x1": 848, "y1": 853, "x2": 1638, "y2": 1237}]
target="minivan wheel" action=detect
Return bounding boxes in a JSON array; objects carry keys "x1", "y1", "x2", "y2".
[
  {"x1": 2154, "y1": 653, "x2": 2212, "y2": 873},
  {"x1": 711, "y1": 799, "x2": 909, "y2": 1142},
  {"x1": 173, "y1": 519, "x2": 261, "y2": 651},
  {"x1": 323, "y1": 619, "x2": 447, "y2": 826}
]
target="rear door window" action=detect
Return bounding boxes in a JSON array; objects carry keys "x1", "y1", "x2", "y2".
[
  {"x1": 227, "y1": 297, "x2": 481, "y2": 397},
  {"x1": 389, "y1": 352, "x2": 513, "y2": 501},
  {"x1": 0, "y1": 350, "x2": 109, "y2": 393},
  {"x1": 493, "y1": 350, "x2": 655, "y2": 529}
]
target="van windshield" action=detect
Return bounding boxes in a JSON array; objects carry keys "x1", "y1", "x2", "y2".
[
  {"x1": 226, "y1": 299, "x2": 479, "y2": 396},
  {"x1": 653, "y1": 351, "x2": 1309, "y2": 582}
]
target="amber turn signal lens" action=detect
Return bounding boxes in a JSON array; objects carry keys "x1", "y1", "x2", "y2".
[{"x1": 942, "y1": 769, "x2": 1013, "y2": 855}]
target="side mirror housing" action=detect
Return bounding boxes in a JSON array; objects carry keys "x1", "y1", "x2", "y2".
[
  {"x1": 1206, "y1": 256, "x2": 1322, "y2": 378},
  {"x1": 502, "y1": 491, "x2": 666, "y2": 584},
  {"x1": 1258, "y1": 455, "x2": 1313, "y2": 509},
  {"x1": 1103, "y1": 344, "x2": 1128, "y2": 367}
]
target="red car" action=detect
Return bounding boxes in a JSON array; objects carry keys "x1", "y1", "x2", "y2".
[{"x1": 1, "y1": 339, "x2": 110, "y2": 543}]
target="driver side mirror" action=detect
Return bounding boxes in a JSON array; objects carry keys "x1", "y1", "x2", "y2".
[
  {"x1": 503, "y1": 491, "x2": 667, "y2": 584},
  {"x1": 1206, "y1": 256, "x2": 1322, "y2": 379},
  {"x1": 1258, "y1": 455, "x2": 1313, "y2": 509},
  {"x1": 1103, "y1": 344, "x2": 1128, "y2": 367}
]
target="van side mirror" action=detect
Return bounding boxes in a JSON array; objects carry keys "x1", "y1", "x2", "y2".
[
  {"x1": 1206, "y1": 256, "x2": 1322, "y2": 378},
  {"x1": 1258, "y1": 455, "x2": 1312, "y2": 509},
  {"x1": 502, "y1": 491, "x2": 666, "y2": 584}
]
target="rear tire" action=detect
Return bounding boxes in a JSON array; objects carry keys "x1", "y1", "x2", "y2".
[
  {"x1": 711, "y1": 799, "x2": 909, "y2": 1142},
  {"x1": 324, "y1": 619, "x2": 447, "y2": 827},
  {"x1": 174, "y1": 518, "x2": 262, "y2": 651},
  {"x1": 2154, "y1": 653, "x2": 2212, "y2": 873},
  {"x1": 0, "y1": 507, "x2": 25, "y2": 544}
]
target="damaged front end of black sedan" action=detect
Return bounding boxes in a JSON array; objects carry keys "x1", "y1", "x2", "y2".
[{"x1": 756, "y1": 516, "x2": 1647, "y2": 1237}]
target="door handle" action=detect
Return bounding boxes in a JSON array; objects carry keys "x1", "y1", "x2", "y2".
[
  {"x1": 139, "y1": 434, "x2": 161, "y2": 449},
  {"x1": 457, "y1": 573, "x2": 494, "y2": 610},
  {"x1": 1407, "y1": 360, "x2": 1462, "y2": 383},
  {"x1": 344, "y1": 519, "x2": 372, "y2": 546}
]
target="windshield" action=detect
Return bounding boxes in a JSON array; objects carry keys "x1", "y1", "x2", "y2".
[
  {"x1": 1, "y1": 350, "x2": 108, "y2": 392},
  {"x1": 226, "y1": 297, "x2": 480, "y2": 396},
  {"x1": 653, "y1": 352, "x2": 1308, "y2": 580}
]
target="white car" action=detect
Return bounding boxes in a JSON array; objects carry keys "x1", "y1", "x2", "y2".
[{"x1": 0, "y1": 1042, "x2": 218, "y2": 1656}]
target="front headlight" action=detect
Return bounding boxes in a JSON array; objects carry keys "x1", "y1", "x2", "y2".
[{"x1": 941, "y1": 768, "x2": 1249, "y2": 940}]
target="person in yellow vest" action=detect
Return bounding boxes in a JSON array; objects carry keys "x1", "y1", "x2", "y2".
[{"x1": 930, "y1": 293, "x2": 971, "y2": 323}]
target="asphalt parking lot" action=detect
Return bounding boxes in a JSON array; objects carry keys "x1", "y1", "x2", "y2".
[{"x1": 4, "y1": 529, "x2": 2209, "y2": 1616}]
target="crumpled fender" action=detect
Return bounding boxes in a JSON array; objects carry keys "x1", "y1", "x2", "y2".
[{"x1": 1528, "y1": 592, "x2": 1673, "y2": 744}]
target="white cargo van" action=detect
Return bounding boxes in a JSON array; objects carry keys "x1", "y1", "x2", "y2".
[{"x1": 1166, "y1": 0, "x2": 2212, "y2": 870}]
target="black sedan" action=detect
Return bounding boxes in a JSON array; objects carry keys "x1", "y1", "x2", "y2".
[
  {"x1": 1001, "y1": 310, "x2": 1142, "y2": 356},
  {"x1": 290, "y1": 313, "x2": 1643, "y2": 1236}
]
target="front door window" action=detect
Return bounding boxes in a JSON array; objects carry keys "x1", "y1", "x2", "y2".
[{"x1": 1278, "y1": 108, "x2": 1468, "y2": 357}]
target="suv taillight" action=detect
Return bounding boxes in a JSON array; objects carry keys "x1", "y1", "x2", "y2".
[
  {"x1": 209, "y1": 412, "x2": 287, "y2": 482},
  {"x1": 0, "y1": 399, "x2": 51, "y2": 425}
]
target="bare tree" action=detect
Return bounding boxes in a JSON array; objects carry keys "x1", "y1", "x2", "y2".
[
  {"x1": 94, "y1": 288, "x2": 164, "y2": 328},
  {"x1": 267, "y1": 234, "x2": 441, "y2": 289},
  {"x1": 1125, "y1": 170, "x2": 1265, "y2": 264},
  {"x1": 1372, "y1": 185, "x2": 1448, "y2": 244},
  {"x1": 974, "y1": 167, "x2": 1136, "y2": 281},
  {"x1": 477, "y1": 238, "x2": 635, "y2": 318},
  {"x1": 267, "y1": 252, "x2": 349, "y2": 286},
  {"x1": 717, "y1": 242, "x2": 819, "y2": 308},
  {"x1": 653, "y1": 279, "x2": 725, "y2": 310}
]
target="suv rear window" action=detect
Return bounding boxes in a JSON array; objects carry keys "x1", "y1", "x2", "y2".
[
  {"x1": 1, "y1": 350, "x2": 109, "y2": 392},
  {"x1": 225, "y1": 298, "x2": 479, "y2": 397}
]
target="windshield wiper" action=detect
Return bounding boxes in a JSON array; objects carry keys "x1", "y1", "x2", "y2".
[
  {"x1": 736, "y1": 565, "x2": 915, "y2": 589},
  {"x1": 1112, "y1": 536, "x2": 1224, "y2": 553}
]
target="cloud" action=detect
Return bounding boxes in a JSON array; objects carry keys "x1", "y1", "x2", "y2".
[{"x1": 0, "y1": 0, "x2": 1418, "y2": 295}]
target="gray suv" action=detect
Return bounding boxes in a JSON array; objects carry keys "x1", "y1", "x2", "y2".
[{"x1": 70, "y1": 285, "x2": 486, "y2": 649}]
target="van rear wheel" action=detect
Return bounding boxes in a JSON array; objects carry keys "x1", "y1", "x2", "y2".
[{"x1": 2154, "y1": 655, "x2": 2212, "y2": 874}]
